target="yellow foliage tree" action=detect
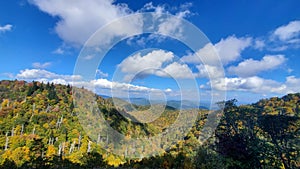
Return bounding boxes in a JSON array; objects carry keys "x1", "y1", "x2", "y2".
[
  {"x1": 10, "y1": 146, "x2": 30, "y2": 167},
  {"x1": 105, "y1": 154, "x2": 124, "y2": 167},
  {"x1": 46, "y1": 145, "x2": 56, "y2": 158}
]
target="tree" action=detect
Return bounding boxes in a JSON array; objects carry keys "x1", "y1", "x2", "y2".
[
  {"x1": 194, "y1": 146, "x2": 225, "y2": 169},
  {"x1": 258, "y1": 114, "x2": 300, "y2": 168},
  {"x1": 215, "y1": 99, "x2": 262, "y2": 168},
  {"x1": 47, "y1": 84, "x2": 59, "y2": 104},
  {"x1": 10, "y1": 146, "x2": 30, "y2": 167}
]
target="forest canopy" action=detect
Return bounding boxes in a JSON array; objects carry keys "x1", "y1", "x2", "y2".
[{"x1": 0, "y1": 80, "x2": 299, "y2": 169}]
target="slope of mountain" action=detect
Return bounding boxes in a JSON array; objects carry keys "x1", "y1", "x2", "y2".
[
  {"x1": 166, "y1": 100, "x2": 210, "y2": 110},
  {"x1": 123, "y1": 97, "x2": 151, "y2": 106},
  {"x1": 0, "y1": 80, "x2": 299, "y2": 169},
  {"x1": 119, "y1": 97, "x2": 210, "y2": 110},
  {"x1": 0, "y1": 80, "x2": 160, "y2": 168}
]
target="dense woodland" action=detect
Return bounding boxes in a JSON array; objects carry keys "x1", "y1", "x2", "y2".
[{"x1": 0, "y1": 80, "x2": 299, "y2": 168}]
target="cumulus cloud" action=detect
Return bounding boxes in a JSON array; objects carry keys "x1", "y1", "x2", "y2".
[
  {"x1": 14, "y1": 69, "x2": 171, "y2": 98},
  {"x1": 182, "y1": 43, "x2": 217, "y2": 65},
  {"x1": 285, "y1": 76, "x2": 300, "y2": 93},
  {"x1": 96, "y1": 69, "x2": 108, "y2": 78},
  {"x1": 211, "y1": 77, "x2": 264, "y2": 93},
  {"x1": 157, "y1": 10, "x2": 191, "y2": 39},
  {"x1": 75, "y1": 78, "x2": 159, "y2": 93},
  {"x1": 140, "y1": 2, "x2": 166, "y2": 16},
  {"x1": 31, "y1": 0, "x2": 193, "y2": 47},
  {"x1": 182, "y1": 35, "x2": 252, "y2": 65},
  {"x1": 32, "y1": 62, "x2": 52, "y2": 69},
  {"x1": 158, "y1": 62, "x2": 195, "y2": 79},
  {"x1": 125, "y1": 2, "x2": 192, "y2": 46},
  {"x1": 11, "y1": 67, "x2": 300, "y2": 100},
  {"x1": 209, "y1": 75, "x2": 300, "y2": 95},
  {"x1": 118, "y1": 49, "x2": 197, "y2": 80},
  {"x1": 228, "y1": 55, "x2": 286, "y2": 77},
  {"x1": 16, "y1": 69, "x2": 81, "y2": 82},
  {"x1": 31, "y1": 0, "x2": 135, "y2": 46},
  {"x1": 215, "y1": 35, "x2": 252, "y2": 65},
  {"x1": 118, "y1": 49, "x2": 174, "y2": 79},
  {"x1": 272, "y1": 20, "x2": 300, "y2": 42},
  {"x1": 0, "y1": 24, "x2": 12, "y2": 33},
  {"x1": 196, "y1": 64, "x2": 224, "y2": 79},
  {"x1": 253, "y1": 39, "x2": 265, "y2": 50},
  {"x1": 119, "y1": 50, "x2": 174, "y2": 73}
]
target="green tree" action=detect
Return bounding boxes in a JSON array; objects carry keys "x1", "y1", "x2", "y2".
[
  {"x1": 215, "y1": 99, "x2": 262, "y2": 168},
  {"x1": 258, "y1": 114, "x2": 300, "y2": 168}
]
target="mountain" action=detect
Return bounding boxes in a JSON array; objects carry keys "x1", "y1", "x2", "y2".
[
  {"x1": 166, "y1": 100, "x2": 210, "y2": 110},
  {"x1": 97, "y1": 94, "x2": 111, "y2": 99},
  {"x1": 122, "y1": 97, "x2": 151, "y2": 105},
  {"x1": 119, "y1": 97, "x2": 210, "y2": 110},
  {"x1": 0, "y1": 80, "x2": 203, "y2": 168},
  {"x1": 0, "y1": 80, "x2": 161, "y2": 168},
  {"x1": 0, "y1": 80, "x2": 299, "y2": 169}
]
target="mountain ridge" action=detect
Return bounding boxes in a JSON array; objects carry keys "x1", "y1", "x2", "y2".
[{"x1": 0, "y1": 80, "x2": 299, "y2": 169}]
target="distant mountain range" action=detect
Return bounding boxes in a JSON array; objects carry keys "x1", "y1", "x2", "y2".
[
  {"x1": 166, "y1": 100, "x2": 210, "y2": 110},
  {"x1": 100, "y1": 95, "x2": 211, "y2": 110}
]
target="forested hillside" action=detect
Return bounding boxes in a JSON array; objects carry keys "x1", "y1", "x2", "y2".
[{"x1": 0, "y1": 80, "x2": 299, "y2": 168}]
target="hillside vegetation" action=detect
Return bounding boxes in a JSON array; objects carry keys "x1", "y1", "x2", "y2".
[{"x1": 0, "y1": 80, "x2": 299, "y2": 168}]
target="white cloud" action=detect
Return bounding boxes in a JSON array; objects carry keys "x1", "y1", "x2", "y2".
[
  {"x1": 215, "y1": 35, "x2": 252, "y2": 65},
  {"x1": 53, "y1": 47, "x2": 64, "y2": 54},
  {"x1": 32, "y1": 62, "x2": 52, "y2": 69},
  {"x1": 157, "y1": 10, "x2": 191, "y2": 39},
  {"x1": 125, "y1": 2, "x2": 192, "y2": 46},
  {"x1": 14, "y1": 69, "x2": 172, "y2": 98},
  {"x1": 0, "y1": 24, "x2": 12, "y2": 33},
  {"x1": 82, "y1": 78, "x2": 156, "y2": 95},
  {"x1": 96, "y1": 69, "x2": 108, "y2": 78},
  {"x1": 86, "y1": 14, "x2": 143, "y2": 47},
  {"x1": 119, "y1": 49, "x2": 174, "y2": 74},
  {"x1": 285, "y1": 76, "x2": 300, "y2": 93},
  {"x1": 165, "y1": 88, "x2": 172, "y2": 92},
  {"x1": 253, "y1": 39, "x2": 265, "y2": 50},
  {"x1": 140, "y1": 2, "x2": 166, "y2": 16},
  {"x1": 272, "y1": 20, "x2": 300, "y2": 42},
  {"x1": 196, "y1": 64, "x2": 224, "y2": 79},
  {"x1": 182, "y1": 35, "x2": 252, "y2": 65},
  {"x1": 228, "y1": 55, "x2": 286, "y2": 77},
  {"x1": 126, "y1": 36, "x2": 147, "y2": 47},
  {"x1": 31, "y1": 0, "x2": 194, "y2": 47},
  {"x1": 31, "y1": 0, "x2": 134, "y2": 45},
  {"x1": 118, "y1": 50, "x2": 197, "y2": 80},
  {"x1": 210, "y1": 75, "x2": 300, "y2": 95},
  {"x1": 214, "y1": 76, "x2": 267, "y2": 91},
  {"x1": 260, "y1": 20, "x2": 300, "y2": 51},
  {"x1": 158, "y1": 62, "x2": 195, "y2": 79},
  {"x1": 12, "y1": 68, "x2": 300, "y2": 100},
  {"x1": 82, "y1": 55, "x2": 95, "y2": 60},
  {"x1": 16, "y1": 69, "x2": 81, "y2": 81},
  {"x1": 89, "y1": 78, "x2": 173, "y2": 98},
  {"x1": 50, "y1": 78, "x2": 68, "y2": 85},
  {"x1": 268, "y1": 45, "x2": 288, "y2": 51},
  {"x1": 182, "y1": 43, "x2": 217, "y2": 65}
]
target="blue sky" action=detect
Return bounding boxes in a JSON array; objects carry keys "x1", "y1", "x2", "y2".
[{"x1": 0, "y1": 0, "x2": 300, "y2": 104}]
